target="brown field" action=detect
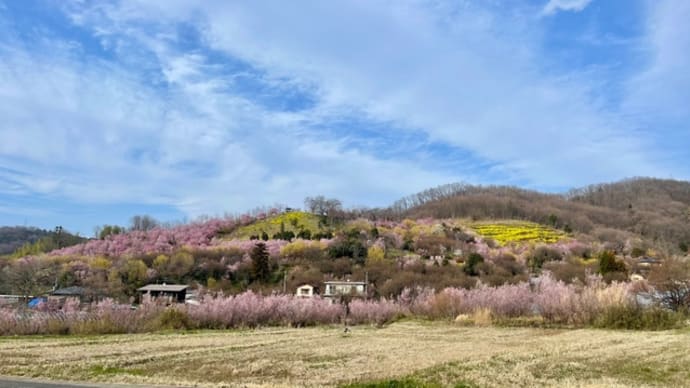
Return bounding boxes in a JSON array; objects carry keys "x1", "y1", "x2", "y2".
[{"x1": 0, "y1": 321, "x2": 689, "y2": 387}]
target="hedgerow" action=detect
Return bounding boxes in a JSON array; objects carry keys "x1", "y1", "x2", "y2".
[{"x1": 2, "y1": 274, "x2": 685, "y2": 336}]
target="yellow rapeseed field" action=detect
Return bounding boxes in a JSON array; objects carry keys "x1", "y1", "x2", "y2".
[
  {"x1": 0, "y1": 321, "x2": 688, "y2": 387},
  {"x1": 472, "y1": 221, "x2": 565, "y2": 245}
]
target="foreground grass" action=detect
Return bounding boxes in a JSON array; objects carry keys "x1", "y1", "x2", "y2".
[{"x1": 0, "y1": 321, "x2": 689, "y2": 387}]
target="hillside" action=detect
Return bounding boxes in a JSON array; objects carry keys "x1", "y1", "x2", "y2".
[
  {"x1": 391, "y1": 178, "x2": 690, "y2": 254},
  {"x1": 0, "y1": 177, "x2": 688, "y2": 303},
  {"x1": 0, "y1": 226, "x2": 51, "y2": 255},
  {"x1": 228, "y1": 211, "x2": 328, "y2": 240}
]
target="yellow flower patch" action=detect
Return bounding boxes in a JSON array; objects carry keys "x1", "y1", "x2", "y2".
[{"x1": 472, "y1": 222, "x2": 565, "y2": 245}]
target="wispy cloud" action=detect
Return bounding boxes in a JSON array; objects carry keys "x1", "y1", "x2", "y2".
[
  {"x1": 89, "y1": 1, "x2": 666, "y2": 186},
  {"x1": 1, "y1": 3, "x2": 460, "y2": 222},
  {"x1": 0, "y1": 0, "x2": 687, "y2": 233},
  {"x1": 542, "y1": 0, "x2": 594, "y2": 15}
]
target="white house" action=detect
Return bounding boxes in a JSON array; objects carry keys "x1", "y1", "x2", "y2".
[
  {"x1": 323, "y1": 280, "x2": 367, "y2": 300},
  {"x1": 295, "y1": 284, "x2": 316, "y2": 298}
]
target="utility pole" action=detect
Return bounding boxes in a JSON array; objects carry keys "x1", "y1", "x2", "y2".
[
  {"x1": 54, "y1": 226, "x2": 63, "y2": 249},
  {"x1": 365, "y1": 271, "x2": 369, "y2": 300}
]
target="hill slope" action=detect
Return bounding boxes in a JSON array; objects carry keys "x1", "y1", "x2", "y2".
[
  {"x1": 228, "y1": 211, "x2": 330, "y2": 240},
  {"x1": 0, "y1": 226, "x2": 51, "y2": 255},
  {"x1": 391, "y1": 178, "x2": 690, "y2": 253}
]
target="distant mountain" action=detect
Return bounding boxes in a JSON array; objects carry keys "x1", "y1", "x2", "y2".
[
  {"x1": 0, "y1": 226, "x2": 87, "y2": 257},
  {"x1": 390, "y1": 178, "x2": 690, "y2": 253},
  {"x1": 0, "y1": 226, "x2": 51, "y2": 255}
]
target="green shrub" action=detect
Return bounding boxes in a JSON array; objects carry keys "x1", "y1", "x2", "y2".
[
  {"x1": 631, "y1": 247, "x2": 646, "y2": 258},
  {"x1": 597, "y1": 250, "x2": 626, "y2": 276},
  {"x1": 342, "y1": 378, "x2": 442, "y2": 388},
  {"x1": 593, "y1": 305, "x2": 686, "y2": 331},
  {"x1": 527, "y1": 246, "x2": 563, "y2": 272},
  {"x1": 463, "y1": 253, "x2": 484, "y2": 276},
  {"x1": 157, "y1": 308, "x2": 191, "y2": 330}
]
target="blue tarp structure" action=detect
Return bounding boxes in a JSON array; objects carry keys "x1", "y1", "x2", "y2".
[{"x1": 28, "y1": 297, "x2": 46, "y2": 308}]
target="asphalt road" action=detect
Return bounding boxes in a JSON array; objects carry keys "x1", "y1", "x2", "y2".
[{"x1": 0, "y1": 377, "x2": 177, "y2": 388}]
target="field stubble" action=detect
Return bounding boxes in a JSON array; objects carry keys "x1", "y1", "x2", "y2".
[{"x1": 0, "y1": 321, "x2": 688, "y2": 387}]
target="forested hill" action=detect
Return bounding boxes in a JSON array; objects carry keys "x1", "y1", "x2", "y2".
[
  {"x1": 0, "y1": 227, "x2": 50, "y2": 255},
  {"x1": 567, "y1": 178, "x2": 690, "y2": 210},
  {"x1": 0, "y1": 226, "x2": 86, "y2": 257},
  {"x1": 390, "y1": 178, "x2": 690, "y2": 253}
]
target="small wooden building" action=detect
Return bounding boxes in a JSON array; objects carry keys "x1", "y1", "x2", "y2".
[
  {"x1": 138, "y1": 284, "x2": 188, "y2": 303},
  {"x1": 295, "y1": 284, "x2": 316, "y2": 298}
]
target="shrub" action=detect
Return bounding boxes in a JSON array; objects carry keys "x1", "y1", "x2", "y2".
[
  {"x1": 348, "y1": 299, "x2": 403, "y2": 326},
  {"x1": 367, "y1": 245, "x2": 386, "y2": 262},
  {"x1": 469, "y1": 308, "x2": 493, "y2": 326},
  {"x1": 647, "y1": 258, "x2": 690, "y2": 311},
  {"x1": 593, "y1": 305, "x2": 686, "y2": 330},
  {"x1": 280, "y1": 240, "x2": 326, "y2": 261},
  {"x1": 528, "y1": 246, "x2": 563, "y2": 271},
  {"x1": 463, "y1": 253, "x2": 484, "y2": 276},
  {"x1": 631, "y1": 247, "x2": 646, "y2": 258},
  {"x1": 158, "y1": 307, "x2": 191, "y2": 330},
  {"x1": 185, "y1": 292, "x2": 344, "y2": 329},
  {"x1": 543, "y1": 259, "x2": 588, "y2": 284},
  {"x1": 597, "y1": 250, "x2": 626, "y2": 276},
  {"x1": 328, "y1": 238, "x2": 367, "y2": 263}
]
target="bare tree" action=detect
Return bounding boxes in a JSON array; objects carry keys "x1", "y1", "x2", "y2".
[
  {"x1": 304, "y1": 196, "x2": 343, "y2": 224},
  {"x1": 130, "y1": 215, "x2": 159, "y2": 231},
  {"x1": 3, "y1": 257, "x2": 54, "y2": 298},
  {"x1": 647, "y1": 257, "x2": 690, "y2": 311}
]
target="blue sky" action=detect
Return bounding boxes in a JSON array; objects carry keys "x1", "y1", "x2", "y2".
[{"x1": 1, "y1": 0, "x2": 688, "y2": 236}]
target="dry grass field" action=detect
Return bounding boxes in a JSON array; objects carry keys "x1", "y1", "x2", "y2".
[{"x1": 0, "y1": 321, "x2": 689, "y2": 387}]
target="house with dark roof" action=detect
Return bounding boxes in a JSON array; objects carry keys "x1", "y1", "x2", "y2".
[
  {"x1": 48, "y1": 286, "x2": 94, "y2": 303},
  {"x1": 138, "y1": 284, "x2": 188, "y2": 303}
]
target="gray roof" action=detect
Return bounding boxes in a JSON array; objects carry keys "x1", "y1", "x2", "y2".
[
  {"x1": 324, "y1": 281, "x2": 366, "y2": 285},
  {"x1": 138, "y1": 284, "x2": 188, "y2": 292},
  {"x1": 638, "y1": 257, "x2": 661, "y2": 263},
  {"x1": 51, "y1": 286, "x2": 88, "y2": 296}
]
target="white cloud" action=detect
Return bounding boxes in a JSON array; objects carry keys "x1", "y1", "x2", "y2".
[
  {"x1": 624, "y1": 0, "x2": 690, "y2": 120},
  {"x1": 0, "y1": 23, "x2": 456, "y2": 217},
  {"x1": 542, "y1": 0, "x2": 594, "y2": 15},
  {"x1": 95, "y1": 0, "x2": 662, "y2": 187},
  {"x1": 2, "y1": 0, "x2": 686, "y2": 227},
  {"x1": 620, "y1": 0, "x2": 690, "y2": 174}
]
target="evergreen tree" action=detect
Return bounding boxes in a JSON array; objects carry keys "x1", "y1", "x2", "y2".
[
  {"x1": 250, "y1": 242, "x2": 270, "y2": 282},
  {"x1": 464, "y1": 253, "x2": 484, "y2": 276}
]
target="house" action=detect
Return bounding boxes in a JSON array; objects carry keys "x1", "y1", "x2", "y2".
[
  {"x1": 637, "y1": 257, "x2": 661, "y2": 267},
  {"x1": 49, "y1": 286, "x2": 93, "y2": 304},
  {"x1": 323, "y1": 280, "x2": 367, "y2": 301},
  {"x1": 138, "y1": 284, "x2": 188, "y2": 303},
  {"x1": 295, "y1": 284, "x2": 317, "y2": 298},
  {"x1": 0, "y1": 294, "x2": 21, "y2": 306}
]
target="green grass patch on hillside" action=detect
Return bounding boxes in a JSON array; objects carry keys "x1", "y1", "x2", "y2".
[
  {"x1": 228, "y1": 211, "x2": 325, "y2": 239},
  {"x1": 472, "y1": 222, "x2": 565, "y2": 245}
]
